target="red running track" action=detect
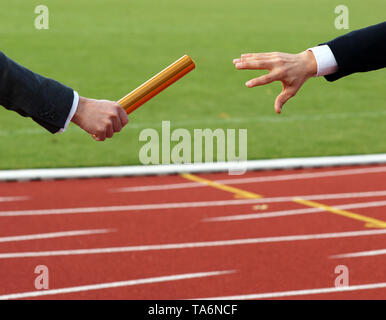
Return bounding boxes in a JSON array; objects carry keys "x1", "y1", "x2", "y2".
[{"x1": 0, "y1": 165, "x2": 386, "y2": 300}]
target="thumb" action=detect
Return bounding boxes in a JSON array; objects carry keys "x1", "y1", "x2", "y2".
[{"x1": 274, "y1": 89, "x2": 295, "y2": 114}]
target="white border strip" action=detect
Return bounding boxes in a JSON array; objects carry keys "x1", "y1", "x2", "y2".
[{"x1": 1, "y1": 154, "x2": 386, "y2": 181}]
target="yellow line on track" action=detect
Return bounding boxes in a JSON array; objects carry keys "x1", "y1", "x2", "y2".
[
  {"x1": 180, "y1": 173, "x2": 262, "y2": 199},
  {"x1": 180, "y1": 173, "x2": 386, "y2": 229},
  {"x1": 293, "y1": 198, "x2": 386, "y2": 229}
]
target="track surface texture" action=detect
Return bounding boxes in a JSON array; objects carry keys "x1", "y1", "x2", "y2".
[{"x1": 0, "y1": 164, "x2": 386, "y2": 300}]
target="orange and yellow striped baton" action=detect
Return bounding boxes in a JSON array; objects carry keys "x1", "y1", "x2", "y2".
[{"x1": 118, "y1": 55, "x2": 195, "y2": 115}]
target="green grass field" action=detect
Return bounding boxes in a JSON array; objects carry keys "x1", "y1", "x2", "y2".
[{"x1": 0, "y1": 0, "x2": 385, "y2": 169}]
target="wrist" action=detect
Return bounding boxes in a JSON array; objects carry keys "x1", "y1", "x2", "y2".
[
  {"x1": 71, "y1": 96, "x2": 88, "y2": 125},
  {"x1": 300, "y1": 50, "x2": 317, "y2": 77}
]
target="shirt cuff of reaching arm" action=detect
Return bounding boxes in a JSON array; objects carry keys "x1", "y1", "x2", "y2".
[
  {"x1": 59, "y1": 91, "x2": 79, "y2": 133},
  {"x1": 308, "y1": 45, "x2": 339, "y2": 77}
]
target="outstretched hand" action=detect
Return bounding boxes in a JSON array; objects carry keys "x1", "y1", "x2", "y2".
[
  {"x1": 71, "y1": 97, "x2": 129, "y2": 141},
  {"x1": 233, "y1": 50, "x2": 317, "y2": 113}
]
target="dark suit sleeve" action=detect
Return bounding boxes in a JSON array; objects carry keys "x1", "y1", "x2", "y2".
[
  {"x1": 323, "y1": 21, "x2": 386, "y2": 82},
  {"x1": 0, "y1": 51, "x2": 74, "y2": 133}
]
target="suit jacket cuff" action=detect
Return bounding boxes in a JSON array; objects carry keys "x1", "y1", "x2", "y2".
[{"x1": 59, "y1": 91, "x2": 79, "y2": 133}]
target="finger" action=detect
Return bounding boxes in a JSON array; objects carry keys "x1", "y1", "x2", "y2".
[
  {"x1": 240, "y1": 53, "x2": 254, "y2": 58},
  {"x1": 246, "y1": 72, "x2": 278, "y2": 87},
  {"x1": 117, "y1": 106, "x2": 129, "y2": 127},
  {"x1": 95, "y1": 127, "x2": 107, "y2": 141},
  {"x1": 233, "y1": 57, "x2": 259, "y2": 64},
  {"x1": 92, "y1": 134, "x2": 104, "y2": 142},
  {"x1": 111, "y1": 114, "x2": 122, "y2": 133},
  {"x1": 240, "y1": 53, "x2": 275, "y2": 59},
  {"x1": 274, "y1": 89, "x2": 295, "y2": 114},
  {"x1": 235, "y1": 60, "x2": 272, "y2": 70},
  {"x1": 234, "y1": 54, "x2": 275, "y2": 65},
  {"x1": 234, "y1": 56, "x2": 266, "y2": 63},
  {"x1": 106, "y1": 123, "x2": 114, "y2": 139}
]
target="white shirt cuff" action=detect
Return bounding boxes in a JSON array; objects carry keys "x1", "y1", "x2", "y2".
[
  {"x1": 308, "y1": 45, "x2": 338, "y2": 77},
  {"x1": 59, "y1": 91, "x2": 79, "y2": 133}
]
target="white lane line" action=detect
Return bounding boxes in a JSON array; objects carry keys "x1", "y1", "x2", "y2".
[
  {"x1": 207, "y1": 208, "x2": 321, "y2": 222},
  {"x1": 206, "y1": 200, "x2": 386, "y2": 222},
  {"x1": 113, "y1": 166, "x2": 386, "y2": 193},
  {"x1": 0, "y1": 196, "x2": 29, "y2": 202},
  {"x1": 1, "y1": 229, "x2": 385, "y2": 259},
  {"x1": 113, "y1": 182, "x2": 201, "y2": 193},
  {"x1": 0, "y1": 270, "x2": 233, "y2": 300},
  {"x1": 0, "y1": 229, "x2": 114, "y2": 243},
  {"x1": 4, "y1": 191, "x2": 386, "y2": 218},
  {"x1": 1, "y1": 190, "x2": 386, "y2": 217},
  {"x1": 331, "y1": 249, "x2": 386, "y2": 259},
  {"x1": 196, "y1": 282, "x2": 386, "y2": 300}
]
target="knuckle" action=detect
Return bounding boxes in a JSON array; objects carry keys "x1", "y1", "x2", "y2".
[
  {"x1": 276, "y1": 68, "x2": 285, "y2": 78},
  {"x1": 279, "y1": 68, "x2": 287, "y2": 78},
  {"x1": 108, "y1": 111, "x2": 118, "y2": 119},
  {"x1": 273, "y1": 57, "x2": 284, "y2": 66}
]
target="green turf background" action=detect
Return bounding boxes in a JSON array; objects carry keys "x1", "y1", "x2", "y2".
[{"x1": 0, "y1": 0, "x2": 385, "y2": 169}]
